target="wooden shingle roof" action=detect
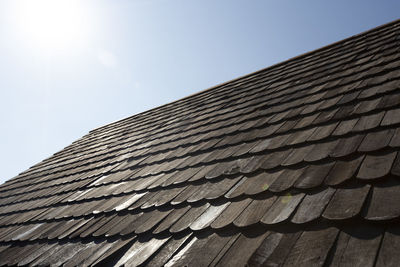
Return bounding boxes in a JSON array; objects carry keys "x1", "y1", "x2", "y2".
[{"x1": 1, "y1": 19, "x2": 400, "y2": 266}]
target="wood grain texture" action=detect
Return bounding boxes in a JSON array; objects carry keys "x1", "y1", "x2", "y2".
[{"x1": 323, "y1": 185, "x2": 370, "y2": 220}]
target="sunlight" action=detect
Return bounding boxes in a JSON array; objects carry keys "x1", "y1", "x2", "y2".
[{"x1": 12, "y1": 0, "x2": 88, "y2": 51}]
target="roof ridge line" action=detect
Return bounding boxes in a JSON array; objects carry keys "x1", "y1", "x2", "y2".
[{"x1": 88, "y1": 18, "x2": 400, "y2": 134}]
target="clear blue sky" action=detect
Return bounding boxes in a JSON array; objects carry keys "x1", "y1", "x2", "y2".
[{"x1": 0, "y1": 0, "x2": 399, "y2": 184}]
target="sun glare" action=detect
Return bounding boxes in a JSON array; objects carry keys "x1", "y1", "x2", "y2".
[{"x1": 13, "y1": 0, "x2": 88, "y2": 51}]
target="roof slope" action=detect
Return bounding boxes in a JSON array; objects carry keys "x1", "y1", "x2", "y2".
[{"x1": 1, "y1": 19, "x2": 400, "y2": 266}]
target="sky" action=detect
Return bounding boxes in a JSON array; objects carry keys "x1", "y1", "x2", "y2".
[{"x1": 0, "y1": 0, "x2": 399, "y2": 184}]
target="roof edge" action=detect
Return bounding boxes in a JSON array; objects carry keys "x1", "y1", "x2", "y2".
[{"x1": 89, "y1": 17, "x2": 400, "y2": 134}]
